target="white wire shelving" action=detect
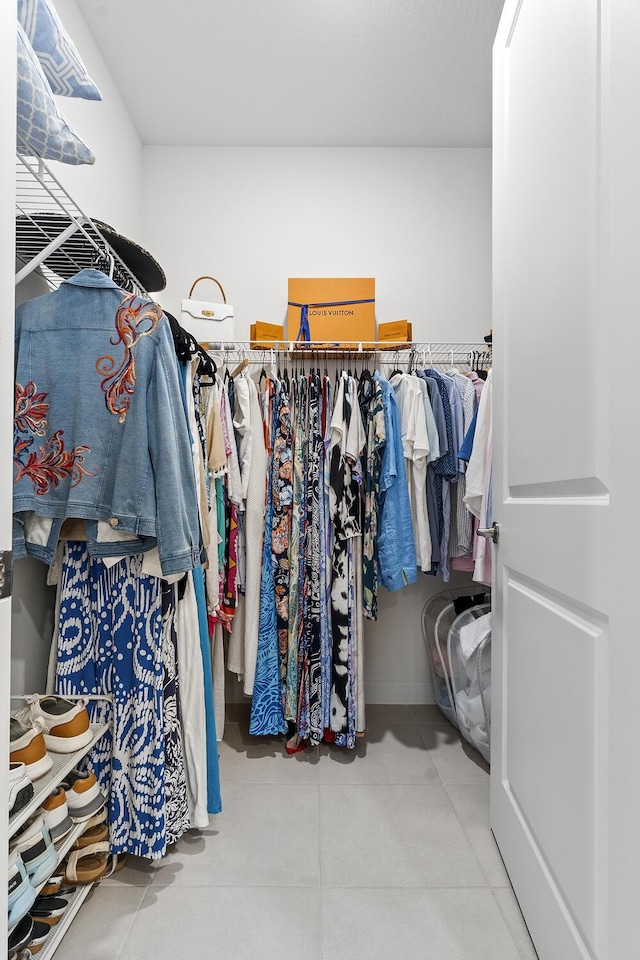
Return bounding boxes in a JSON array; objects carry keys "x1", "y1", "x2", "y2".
[
  {"x1": 15, "y1": 149, "x2": 148, "y2": 296},
  {"x1": 197, "y1": 339, "x2": 492, "y2": 370}
]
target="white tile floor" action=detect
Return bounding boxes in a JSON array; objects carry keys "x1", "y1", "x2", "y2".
[{"x1": 55, "y1": 705, "x2": 538, "y2": 960}]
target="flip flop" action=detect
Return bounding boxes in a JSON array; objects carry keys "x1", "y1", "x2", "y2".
[{"x1": 63, "y1": 841, "x2": 112, "y2": 885}]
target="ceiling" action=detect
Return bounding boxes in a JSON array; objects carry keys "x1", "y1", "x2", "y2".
[{"x1": 77, "y1": 0, "x2": 504, "y2": 147}]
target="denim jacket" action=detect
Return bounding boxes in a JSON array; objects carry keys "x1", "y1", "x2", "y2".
[{"x1": 13, "y1": 269, "x2": 202, "y2": 575}]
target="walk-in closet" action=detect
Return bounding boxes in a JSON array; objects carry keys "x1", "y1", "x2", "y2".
[{"x1": 3, "y1": 2, "x2": 640, "y2": 959}]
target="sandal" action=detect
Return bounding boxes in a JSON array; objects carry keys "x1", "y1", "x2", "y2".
[
  {"x1": 72, "y1": 823, "x2": 109, "y2": 849},
  {"x1": 83, "y1": 808, "x2": 107, "y2": 831},
  {"x1": 63, "y1": 841, "x2": 113, "y2": 885}
]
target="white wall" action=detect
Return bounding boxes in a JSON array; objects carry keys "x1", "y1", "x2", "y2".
[
  {"x1": 32, "y1": 0, "x2": 144, "y2": 240},
  {"x1": 141, "y1": 147, "x2": 491, "y2": 341},
  {"x1": 143, "y1": 146, "x2": 492, "y2": 703}
]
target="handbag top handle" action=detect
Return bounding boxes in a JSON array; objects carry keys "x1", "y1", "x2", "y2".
[{"x1": 188, "y1": 275, "x2": 227, "y2": 303}]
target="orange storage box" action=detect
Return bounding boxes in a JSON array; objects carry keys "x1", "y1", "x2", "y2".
[
  {"x1": 287, "y1": 278, "x2": 375, "y2": 346},
  {"x1": 250, "y1": 322, "x2": 284, "y2": 348},
  {"x1": 378, "y1": 320, "x2": 413, "y2": 346}
]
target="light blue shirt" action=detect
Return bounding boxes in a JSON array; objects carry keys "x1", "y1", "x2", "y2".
[{"x1": 374, "y1": 372, "x2": 417, "y2": 592}]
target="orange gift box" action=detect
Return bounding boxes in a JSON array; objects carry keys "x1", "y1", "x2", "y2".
[
  {"x1": 378, "y1": 320, "x2": 413, "y2": 347},
  {"x1": 250, "y1": 321, "x2": 284, "y2": 348},
  {"x1": 287, "y1": 278, "x2": 375, "y2": 346}
]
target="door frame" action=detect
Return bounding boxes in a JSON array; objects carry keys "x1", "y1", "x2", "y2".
[{"x1": 1, "y1": 0, "x2": 17, "y2": 928}]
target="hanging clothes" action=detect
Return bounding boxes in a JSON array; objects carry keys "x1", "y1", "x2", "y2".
[
  {"x1": 55, "y1": 543, "x2": 168, "y2": 860},
  {"x1": 464, "y1": 369, "x2": 493, "y2": 585},
  {"x1": 250, "y1": 377, "x2": 287, "y2": 737},
  {"x1": 175, "y1": 572, "x2": 210, "y2": 830},
  {"x1": 374, "y1": 372, "x2": 417, "y2": 593},
  {"x1": 358, "y1": 375, "x2": 385, "y2": 621},
  {"x1": 328, "y1": 373, "x2": 365, "y2": 748},
  {"x1": 160, "y1": 580, "x2": 191, "y2": 846},
  {"x1": 390, "y1": 373, "x2": 431, "y2": 573}
]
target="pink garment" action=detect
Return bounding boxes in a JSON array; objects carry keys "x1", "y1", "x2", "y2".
[
  {"x1": 465, "y1": 371, "x2": 485, "y2": 403},
  {"x1": 450, "y1": 556, "x2": 475, "y2": 573}
]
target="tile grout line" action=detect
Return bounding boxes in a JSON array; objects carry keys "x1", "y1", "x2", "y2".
[
  {"x1": 111, "y1": 882, "x2": 148, "y2": 960},
  {"x1": 441, "y1": 779, "x2": 506, "y2": 890},
  {"x1": 414, "y1": 722, "x2": 511, "y2": 896},
  {"x1": 131, "y1": 881, "x2": 524, "y2": 890},
  {"x1": 439, "y1": 779, "x2": 526, "y2": 956}
]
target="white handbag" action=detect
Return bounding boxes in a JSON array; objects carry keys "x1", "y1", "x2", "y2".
[{"x1": 180, "y1": 275, "x2": 235, "y2": 342}]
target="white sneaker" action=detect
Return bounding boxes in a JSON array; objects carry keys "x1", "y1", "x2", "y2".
[
  {"x1": 16, "y1": 696, "x2": 93, "y2": 754},
  {"x1": 40, "y1": 786, "x2": 73, "y2": 841},
  {"x1": 9, "y1": 763, "x2": 34, "y2": 818},
  {"x1": 62, "y1": 769, "x2": 107, "y2": 822},
  {"x1": 9, "y1": 718, "x2": 53, "y2": 781}
]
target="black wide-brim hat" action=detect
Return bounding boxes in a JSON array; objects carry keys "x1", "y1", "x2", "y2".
[
  {"x1": 91, "y1": 219, "x2": 166, "y2": 292},
  {"x1": 16, "y1": 212, "x2": 166, "y2": 293}
]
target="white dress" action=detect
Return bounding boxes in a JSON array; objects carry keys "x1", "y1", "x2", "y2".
[{"x1": 242, "y1": 376, "x2": 268, "y2": 696}]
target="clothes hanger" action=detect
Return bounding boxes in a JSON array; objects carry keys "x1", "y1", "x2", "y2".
[
  {"x1": 164, "y1": 311, "x2": 192, "y2": 363},
  {"x1": 388, "y1": 350, "x2": 404, "y2": 380},
  {"x1": 231, "y1": 356, "x2": 249, "y2": 378},
  {"x1": 184, "y1": 331, "x2": 217, "y2": 377}
]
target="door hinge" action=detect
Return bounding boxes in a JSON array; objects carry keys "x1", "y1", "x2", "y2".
[{"x1": 0, "y1": 550, "x2": 13, "y2": 599}]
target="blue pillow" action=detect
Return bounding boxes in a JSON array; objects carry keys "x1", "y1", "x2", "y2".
[
  {"x1": 17, "y1": 21, "x2": 95, "y2": 165},
  {"x1": 18, "y1": 0, "x2": 102, "y2": 101}
]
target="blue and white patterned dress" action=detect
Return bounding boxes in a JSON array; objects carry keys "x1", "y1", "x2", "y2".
[{"x1": 55, "y1": 542, "x2": 168, "y2": 859}]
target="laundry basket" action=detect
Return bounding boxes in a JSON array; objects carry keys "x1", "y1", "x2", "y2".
[
  {"x1": 421, "y1": 587, "x2": 490, "y2": 730},
  {"x1": 447, "y1": 605, "x2": 492, "y2": 763}
]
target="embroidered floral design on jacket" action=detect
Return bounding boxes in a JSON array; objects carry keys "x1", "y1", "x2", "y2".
[
  {"x1": 15, "y1": 381, "x2": 49, "y2": 436},
  {"x1": 14, "y1": 381, "x2": 95, "y2": 495},
  {"x1": 97, "y1": 295, "x2": 163, "y2": 423}
]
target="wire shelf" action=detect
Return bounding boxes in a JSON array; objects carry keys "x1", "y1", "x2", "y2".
[
  {"x1": 15, "y1": 149, "x2": 148, "y2": 296},
  {"x1": 198, "y1": 339, "x2": 492, "y2": 369}
]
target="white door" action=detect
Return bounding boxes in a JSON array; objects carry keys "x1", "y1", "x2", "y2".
[
  {"x1": 492, "y1": 2, "x2": 640, "y2": 959},
  {"x1": 0, "y1": 0, "x2": 16, "y2": 927}
]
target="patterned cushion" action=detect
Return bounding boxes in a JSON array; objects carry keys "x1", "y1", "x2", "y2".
[
  {"x1": 18, "y1": 0, "x2": 102, "y2": 101},
  {"x1": 17, "y1": 21, "x2": 95, "y2": 165}
]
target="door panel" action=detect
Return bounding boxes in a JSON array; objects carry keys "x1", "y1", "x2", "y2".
[
  {"x1": 503, "y1": 0, "x2": 600, "y2": 493},
  {"x1": 505, "y1": 576, "x2": 603, "y2": 948},
  {"x1": 492, "y1": 0, "x2": 610, "y2": 957}
]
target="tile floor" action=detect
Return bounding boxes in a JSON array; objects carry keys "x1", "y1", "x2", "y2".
[{"x1": 55, "y1": 705, "x2": 538, "y2": 960}]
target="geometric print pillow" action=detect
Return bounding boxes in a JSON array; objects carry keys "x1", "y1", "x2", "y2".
[
  {"x1": 17, "y1": 20, "x2": 95, "y2": 165},
  {"x1": 17, "y1": 0, "x2": 102, "y2": 100}
]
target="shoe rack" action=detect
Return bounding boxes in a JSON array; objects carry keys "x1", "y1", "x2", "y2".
[{"x1": 9, "y1": 696, "x2": 111, "y2": 959}]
